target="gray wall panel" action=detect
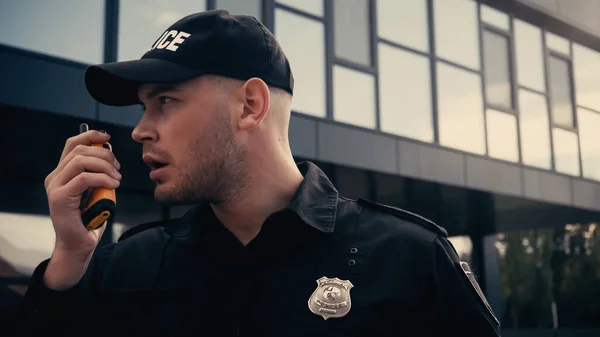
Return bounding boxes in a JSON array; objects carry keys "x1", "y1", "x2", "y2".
[
  {"x1": 523, "y1": 168, "x2": 542, "y2": 200},
  {"x1": 0, "y1": 50, "x2": 95, "y2": 119},
  {"x1": 538, "y1": 171, "x2": 572, "y2": 205},
  {"x1": 317, "y1": 123, "x2": 397, "y2": 174},
  {"x1": 418, "y1": 145, "x2": 465, "y2": 186},
  {"x1": 465, "y1": 156, "x2": 523, "y2": 196},
  {"x1": 396, "y1": 140, "x2": 421, "y2": 179},
  {"x1": 98, "y1": 104, "x2": 143, "y2": 128},
  {"x1": 289, "y1": 114, "x2": 317, "y2": 159},
  {"x1": 572, "y1": 179, "x2": 600, "y2": 211}
]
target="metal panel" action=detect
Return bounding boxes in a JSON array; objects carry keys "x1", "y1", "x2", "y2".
[
  {"x1": 572, "y1": 179, "x2": 600, "y2": 211},
  {"x1": 522, "y1": 167, "x2": 542, "y2": 199},
  {"x1": 317, "y1": 122, "x2": 396, "y2": 174},
  {"x1": 465, "y1": 156, "x2": 523, "y2": 196},
  {"x1": 289, "y1": 114, "x2": 317, "y2": 159},
  {"x1": 418, "y1": 144, "x2": 466, "y2": 186},
  {"x1": 0, "y1": 49, "x2": 95, "y2": 119},
  {"x1": 538, "y1": 170, "x2": 572, "y2": 205},
  {"x1": 98, "y1": 104, "x2": 143, "y2": 128},
  {"x1": 396, "y1": 140, "x2": 421, "y2": 178}
]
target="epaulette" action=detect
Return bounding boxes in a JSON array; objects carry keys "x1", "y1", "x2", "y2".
[
  {"x1": 117, "y1": 218, "x2": 177, "y2": 242},
  {"x1": 357, "y1": 197, "x2": 448, "y2": 237}
]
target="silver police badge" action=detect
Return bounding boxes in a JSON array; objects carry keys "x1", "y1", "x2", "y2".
[{"x1": 308, "y1": 276, "x2": 354, "y2": 320}]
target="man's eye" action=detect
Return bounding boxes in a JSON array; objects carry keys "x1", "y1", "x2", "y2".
[{"x1": 159, "y1": 96, "x2": 173, "y2": 104}]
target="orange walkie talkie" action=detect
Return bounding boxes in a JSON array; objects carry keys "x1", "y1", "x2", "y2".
[{"x1": 79, "y1": 123, "x2": 117, "y2": 230}]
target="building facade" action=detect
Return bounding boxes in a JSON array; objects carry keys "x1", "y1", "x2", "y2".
[{"x1": 1, "y1": 0, "x2": 599, "y2": 335}]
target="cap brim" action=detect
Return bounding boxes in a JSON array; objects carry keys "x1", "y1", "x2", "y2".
[{"x1": 84, "y1": 58, "x2": 203, "y2": 106}]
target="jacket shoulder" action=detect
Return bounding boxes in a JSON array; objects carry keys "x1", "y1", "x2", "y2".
[{"x1": 356, "y1": 197, "x2": 448, "y2": 237}]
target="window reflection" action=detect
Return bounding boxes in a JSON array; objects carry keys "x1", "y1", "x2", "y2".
[
  {"x1": 0, "y1": 0, "x2": 104, "y2": 64},
  {"x1": 548, "y1": 56, "x2": 575, "y2": 128},
  {"x1": 118, "y1": 0, "x2": 207, "y2": 61},
  {"x1": 0, "y1": 212, "x2": 55, "y2": 278},
  {"x1": 518, "y1": 89, "x2": 552, "y2": 169},
  {"x1": 216, "y1": 0, "x2": 262, "y2": 20},
  {"x1": 514, "y1": 20, "x2": 545, "y2": 92},
  {"x1": 376, "y1": 0, "x2": 429, "y2": 52},
  {"x1": 577, "y1": 107, "x2": 600, "y2": 181},
  {"x1": 275, "y1": 9, "x2": 326, "y2": 117},
  {"x1": 437, "y1": 62, "x2": 486, "y2": 155},
  {"x1": 573, "y1": 43, "x2": 600, "y2": 112},
  {"x1": 481, "y1": 5, "x2": 509, "y2": 31},
  {"x1": 545, "y1": 32, "x2": 569, "y2": 55},
  {"x1": 483, "y1": 30, "x2": 512, "y2": 110},
  {"x1": 276, "y1": 0, "x2": 323, "y2": 16},
  {"x1": 448, "y1": 235, "x2": 473, "y2": 265},
  {"x1": 496, "y1": 224, "x2": 600, "y2": 328},
  {"x1": 378, "y1": 43, "x2": 433, "y2": 142},
  {"x1": 333, "y1": 0, "x2": 371, "y2": 66},
  {"x1": 434, "y1": 0, "x2": 480, "y2": 70},
  {"x1": 552, "y1": 128, "x2": 581, "y2": 176},
  {"x1": 333, "y1": 66, "x2": 376, "y2": 129},
  {"x1": 486, "y1": 109, "x2": 519, "y2": 162}
]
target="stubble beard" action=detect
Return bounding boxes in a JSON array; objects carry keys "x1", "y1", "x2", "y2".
[{"x1": 154, "y1": 111, "x2": 248, "y2": 206}]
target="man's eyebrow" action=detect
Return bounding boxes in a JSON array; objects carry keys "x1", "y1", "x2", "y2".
[{"x1": 139, "y1": 83, "x2": 181, "y2": 103}]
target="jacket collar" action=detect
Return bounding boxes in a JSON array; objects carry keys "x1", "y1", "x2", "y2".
[{"x1": 167, "y1": 161, "x2": 339, "y2": 238}]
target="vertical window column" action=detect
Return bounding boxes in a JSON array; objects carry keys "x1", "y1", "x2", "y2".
[{"x1": 481, "y1": 5, "x2": 518, "y2": 163}]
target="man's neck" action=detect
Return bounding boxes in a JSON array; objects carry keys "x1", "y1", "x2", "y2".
[{"x1": 210, "y1": 158, "x2": 304, "y2": 246}]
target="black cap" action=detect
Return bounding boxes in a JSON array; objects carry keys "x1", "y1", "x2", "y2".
[{"x1": 84, "y1": 10, "x2": 294, "y2": 107}]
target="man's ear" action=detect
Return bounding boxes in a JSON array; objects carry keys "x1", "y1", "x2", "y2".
[{"x1": 238, "y1": 78, "x2": 270, "y2": 131}]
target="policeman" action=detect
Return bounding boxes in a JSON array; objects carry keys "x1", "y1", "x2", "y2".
[{"x1": 10, "y1": 10, "x2": 500, "y2": 337}]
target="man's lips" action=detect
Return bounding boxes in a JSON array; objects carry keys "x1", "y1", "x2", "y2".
[{"x1": 142, "y1": 154, "x2": 169, "y2": 169}]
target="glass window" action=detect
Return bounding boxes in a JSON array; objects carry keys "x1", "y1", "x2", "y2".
[
  {"x1": 573, "y1": 43, "x2": 600, "y2": 112},
  {"x1": 376, "y1": 0, "x2": 428, "y2": 53},
  {"x1": 481, "y1": 5, "x2": 509, "y2": 31},
  {"x1": 216, "y1": 0, "x2": 262, "y2": 20},
  {"x1": 378, "y1": 44, "x2": 433, "y2": 142},
  {"x1": 275, "y1": 9, "x2": 326, "y2": 117},
  {"x1": 434, "y1": 0, "x2": 480, "y2": 70},
  {"x1": 486, "y1": 109, "x2": 519, "y2": 162},
  {"x1": 0, "y1": 213, "x2": 54, "y2": 278},
  {"x1": 519, "y1": 89, "x2": 552, "y2": 169},
  {"x1": 0, "y1": 0, "x2": 104, "y2": 64},
  {"x1": 545, "y1": 32, "x2": 569, "y2": 55},
  {"x1": 553, "y1": 128, "x2": 581, "y2": 176},
  {"x1": 483, "y1": 30, "x2": 513, "y2": 109},
  {"x1": 548, "y1": 56, "x2": 575, "y2": 128},
  {"x1": 577, "y1": 107, "x2": 600, "y2": 181},
  {"x1": 496, "y1": 224, "x2": 600, "y2": 328},
  {"x1": 118, "y1": 0, "x2": 206, "y2": 61},
  {"x1": 333, "y1": 0, "x2": 371, "y2": 66},
  {"x1": 448, "y1": 236, "x2": 473, "y2": 265},
  {"x1": 277, "y1": 0, "x2": 323, "y2": 16},
  {"x1": 514, "y1": 20, "x2": 545, "y2": 92},
  {"x1": 437, "y1": 62, "x2": 486, "y2": 155},
  {"x1": 333, "y1": 66, "x2": 376, "y2": 129}
]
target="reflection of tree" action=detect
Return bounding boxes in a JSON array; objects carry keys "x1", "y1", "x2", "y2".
[
  {"x1": 497, "y1": 228, "x2": 554, "y2": 328},
  {"x1": 551, "y1": 223, "x2": 600, "y2": 327},
  {"x1": 497, "y1": 223, "x2": 600, "y2": 329}
]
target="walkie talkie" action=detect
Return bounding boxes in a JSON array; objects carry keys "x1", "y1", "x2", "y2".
[{"x1": 79, "y1": 123, "x2": 117, "y2": 230}]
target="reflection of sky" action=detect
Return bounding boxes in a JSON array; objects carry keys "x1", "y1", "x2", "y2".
[
  {"x1": 0, "y1": 213, "x2": 55, "y2": 276},
  {"x1": 275, "y1": 9, "x2": 326, "y2": 118},
  {"x1": 448, "y1": 236, "x2": 473, "y2": 263},
  {"x1": 0, "y1": 0, "x2": 104, "y2": 64},
  {"x1": 573, "y1": 44, "x2": 600, "y2": 112},
  {"x1": 515, "y1": 20, "x2": 546, "y2": 92},
  {"x1": 519, "y1": 90, "x2": 552, "y2": 169},
  {"x1": 577, "y1": 107, "x2": 600, "y2": 181},
  {"x1": 117, "y1": 0, "x2": 206, "y2": 61}
]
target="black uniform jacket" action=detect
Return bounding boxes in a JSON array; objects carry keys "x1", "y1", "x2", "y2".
[{"x1": 10, "y1": 162, "x2": 500, "y2": 337}]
